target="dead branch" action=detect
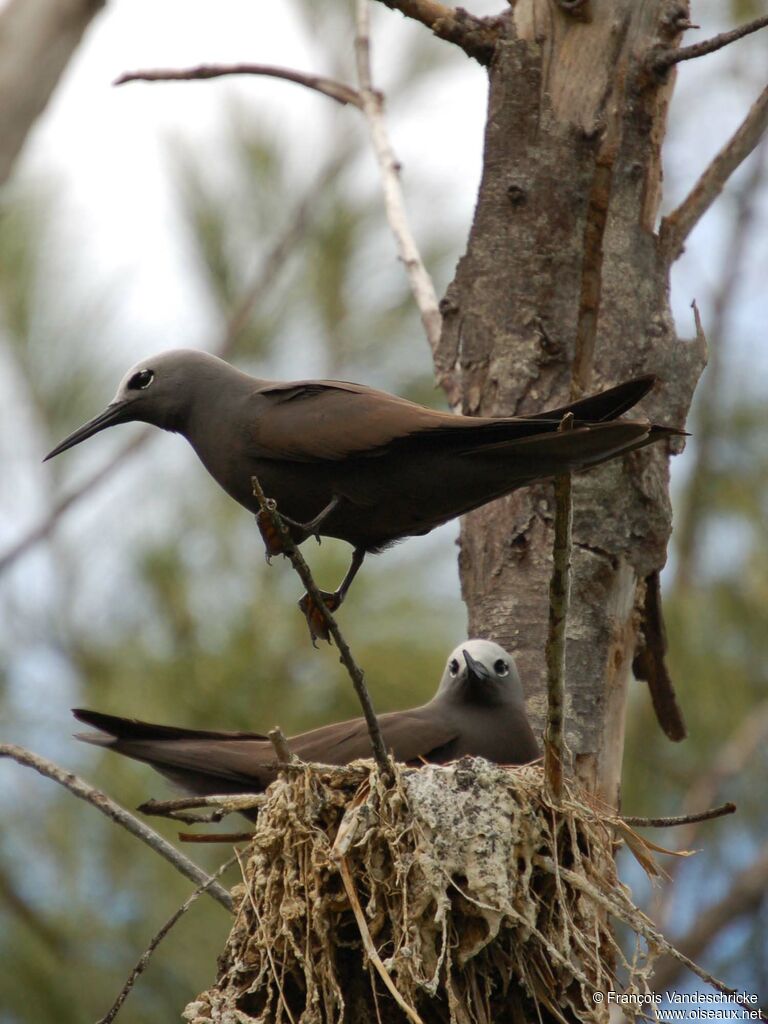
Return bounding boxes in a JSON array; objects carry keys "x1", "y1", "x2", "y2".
[
  {"x1": 544, "y1": 413, "x2": 574, "y2": 800},
  {"x1": 268, "y1": 726, "x2": 295, "y2": 765},
  {"x1": 0, "y1": 744, "x2": 233, "y2": 912},
  {"x1": 251, "y1": 476, "x2": 392, "y2": 777},
  {"x1": 139, "y1": 793, "x2": 266, "y2": 825},
  {"x1": 650, "y1": 843, "x2": 768, "y2": 996},
  {"x1": 673, "y1": 141, "x2": 768, "y2": 588},
  {"x1": 178, "y1": 832, "x2": 254, "y2": 844},
  {"x1": 0, "y1": 430, "x2": 151, "y2": 575},
  {"x1": 371, "y1": 0, "x2": 500, "y2": 64},
  {"x1": 114, "y1": 63, "x2": 362, "y2": 108},
  {"x1": 353, "y1": 1, "x2": 452, "y2": 400},
  {"x1": 621, "y1": 802, "x2": 736, "y2": 828},
  {"x1": 96, "y1": 853, "x2": 238, "y2": 1024},
  {"x1": 660, "y1": 82, "x2": 768, "y2": 262},
  {"x1": 652, "y1": 15, "x2": 768, "y2": 72},
  {"x1": 0, "y1": 0, "x2": 105, "y2": 186},
  {"x1": 663, "y1": 701, "x2": 768, "y2": 887},
  {"x1": 537, "y1": 855, "x2": 752, "y2": 1006}
]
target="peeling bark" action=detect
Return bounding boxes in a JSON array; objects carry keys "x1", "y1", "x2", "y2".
[{"x1": 439, "y1": 0, "x2": 705, "y2": 808}]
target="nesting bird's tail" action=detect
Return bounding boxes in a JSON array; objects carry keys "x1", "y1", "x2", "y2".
[{"x1": 73, "y1": 708, "x2": 272, "y2": 799}]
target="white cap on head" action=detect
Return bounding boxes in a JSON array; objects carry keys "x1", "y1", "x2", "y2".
[{"x1": 436, "y1": 638, "x2": 524, "y2": 703}]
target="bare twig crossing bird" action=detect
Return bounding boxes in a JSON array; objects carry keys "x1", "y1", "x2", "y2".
[
  {"x1": 46, "y1": 349, "x2": 681, "y2": 622},
  {"x1": 73, "y1": 639, "x2": 540, "y2": 810}
]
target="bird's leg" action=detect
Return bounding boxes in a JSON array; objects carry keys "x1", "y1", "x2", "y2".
[
  {"x1": 299, "y1": 547, "x2": 366, "y2": 643},
  {"x1": 256, "y1": 495, "x2": 340, "y2": 559},
  {"x1": 279, "y1": 495, "x2": 340, "y2": 538}
]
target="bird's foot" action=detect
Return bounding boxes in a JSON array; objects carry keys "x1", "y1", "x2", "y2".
[
  {"x1": 256, "y1": 509, "x2": 288, "y2": 558},
  {"x1": 298, "y1": 590, "x2": 341, "y2": 645}
]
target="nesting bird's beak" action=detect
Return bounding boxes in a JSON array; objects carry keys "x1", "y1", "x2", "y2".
[
  {"x1": 462, "y1": 650, "x2": 491, "y2": 685},
  {"x1": 43, "y1": 402, "x2": 131, "y2": 462}
]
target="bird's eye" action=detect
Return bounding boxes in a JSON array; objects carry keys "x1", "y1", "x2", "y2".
[
  {"x1": 449, "y1": 658, "x2": 460, "y2": 676},
  {"x1": 127, "y1": 369, "x2": 154, "y2": 390},
  {"x1": 494, "y1": 659, "x2": 509, "y2": 676}
]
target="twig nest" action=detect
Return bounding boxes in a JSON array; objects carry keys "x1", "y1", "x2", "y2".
[{"x1": 184, "y1": 758, "x2": 661, "y2": 1024}]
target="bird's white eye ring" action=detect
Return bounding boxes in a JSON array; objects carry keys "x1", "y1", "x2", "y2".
[
  {"x1": 128, "y1": 369, "x2": 154, "y2": 390},
  {"x1": 494, "y1": 659, "x2": 509, "y2": 676},
  {"x1": 449, "y1": 658, "x2": 460, "y2": 676}
]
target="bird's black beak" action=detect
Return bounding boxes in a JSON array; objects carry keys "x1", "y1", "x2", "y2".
[
  {"x1": 462, "y1": 650, "x2": 491, "y2": 685},
  {"x1": 43, "y1": 402, "x2": 130, "y2": 462}
]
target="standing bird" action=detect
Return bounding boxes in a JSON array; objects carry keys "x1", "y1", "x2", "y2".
[
  {"x1": 73, "y1": 639, "x2": 540, "y2": 808},
  {"x1": 45, "y1": 349, "x2": 679, "y2": 633}
]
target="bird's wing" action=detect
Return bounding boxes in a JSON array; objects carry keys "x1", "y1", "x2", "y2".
[
  {"x1": 291, "y1": 706, "x2": 459, "y2": 765},
  {"x1": 249, "y1": 381, "x2": 455, "y2": 462},
  {"x1": 248, "y1": 375, "x2": 670, "y2": 465}
]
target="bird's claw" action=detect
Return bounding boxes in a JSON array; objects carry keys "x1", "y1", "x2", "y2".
[
  {"x1": 298, "y1": 590, "x2": 341, "y2": 645},
  {"x1": 256, "y1": 510, "x2": 286, "y2": 557}
]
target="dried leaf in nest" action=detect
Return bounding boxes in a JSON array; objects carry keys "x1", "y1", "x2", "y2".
[{"x1": 182, "y1": 758, "x2": 679, "y2": 1024}]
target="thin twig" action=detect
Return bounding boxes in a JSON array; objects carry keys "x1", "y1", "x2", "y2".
[
  {"x1": 673, "y1": 138, "x2": 768, "y2": 588},
  {"x1": 372, "y1": 0, "x2": 500, "y2": 63},
  {"x1": 660, "y1": 82, "x2": 768, "y2": 262},
  {"x1": 656, "y1": 701, "x2": 768, "y2": 929},
  {"x1": 652, "y1": 15, "x2": 768, "y2": 71},
  {"x1": 178, "y1": 832, "x2": 254, "y2": 844},
  {"x1": 544, "y1": 413, "x2": 574, "y2": 801},
  {"x1": 0, "y1": 744, "x2": 233, "y2": 912},
  {"x1": 251, "y1": 476, "x2": 392, "y2": 778},
  {"x1": 537, "y1": 855, "x2": 759, "y2": 1009},
  {"x1": 139, "y1": 793, "x2": 266, "y2": 825},
  {"x1": 621, "y1": 802, "x2": 736, "y2": 828},
  {"x1": 268, "y1": 726, "x2": 295, "y2": 765},
  {"x1": 114, "y1": 63, "x2": 363, "y2": 108},
  {"x1": 353, "y1": 1, "x2": 444, "y2": 368},
  {"x1": 0, "y1": 429, "x2": 151, "y2": 574},
  {"x1": 96, "y1": 854, "x2": 238, "y2": 1024},
  {"x1": 650, "y1": 841, "x2": 768, "y2": 1002},
  {"x1": 1, "y1": 159, "x2": 341, "y2": 578}
]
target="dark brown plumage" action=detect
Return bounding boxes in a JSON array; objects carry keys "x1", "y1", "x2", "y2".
[
  {"x1": 73, "y1": 640, "x2": 540, "y2": 810},
  {"x1": 45, "y1": 350, "x2": 681, "y2": 615}
]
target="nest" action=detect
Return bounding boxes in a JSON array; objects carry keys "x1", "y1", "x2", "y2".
[{"x1": 184, "y1": 757, "x2": 668, "y2": 1024}]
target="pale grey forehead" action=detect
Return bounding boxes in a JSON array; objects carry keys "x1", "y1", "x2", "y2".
[
  {"x1": 115, "y1": 349, "x2": 200, "y2": 392},
  {"x1": 446, "y1": 638, "x2": 510, "y2": 664}
]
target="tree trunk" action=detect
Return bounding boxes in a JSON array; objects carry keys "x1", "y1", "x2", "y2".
[{"x1": 438, "y1": 0, "x2": 704, "y2": 808}]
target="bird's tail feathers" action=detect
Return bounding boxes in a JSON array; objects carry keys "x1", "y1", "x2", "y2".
[
  {"x1": 73, "y1": 709, "x2": 273, "y2": 795},
  {"x1": 460, "y1": 419, "x2": 654, "y2": 468},
  {"x1": 529, "y1": 375, "x2": 658, "y2": 424},
  {"x1": 73, "y1": 708, "x2": 268, "y2": 743}
]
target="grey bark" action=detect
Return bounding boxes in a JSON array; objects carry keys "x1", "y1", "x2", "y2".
[
  {"x1": 0, "y1": 0, "x2": 105, "y2": 186},
  {"x1": 437, "y1": 0, "x2": 705, "y2": 808}
]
